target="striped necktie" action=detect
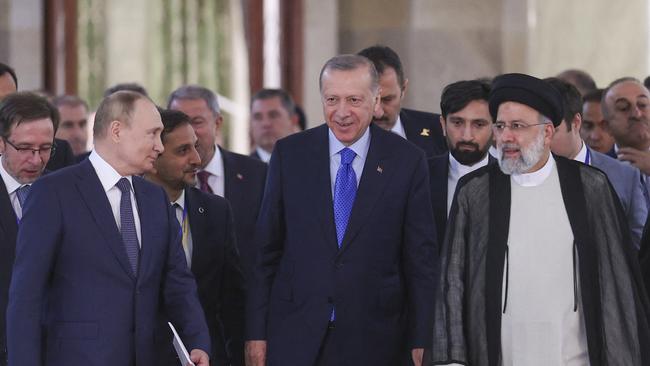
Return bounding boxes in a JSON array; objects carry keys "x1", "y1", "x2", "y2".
[{"x1": 116, "y1": 178, "x2": 140, "y2": 275}]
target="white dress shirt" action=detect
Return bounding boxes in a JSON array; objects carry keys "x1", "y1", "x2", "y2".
[
  {"x1": 88, "y1": 150, "x2": 142, "y2": 246},
  {"x1": 447, "y1": 153, "x2": 490, "y2": 213},
  {"x1": 328, "y1": 127, "x2": 371, "y2": 196},
  {"x1": 255, "y1": 147, "x2": 272, "y2": 163},
  {"x1": 0, "y1": 159, "x2": 26, "y2": 219},
  {"x1": 173, "y1": 189, "x2": 193, "y2": 268},
  {"x1": 573, "y1": 141, "x2": 589, "y2": 164},
  {"x1": 198, "y1": 145, "x2": 225, "y2": 197},
  {"x1": 390, "y1": 115, "x2": 407, "y2": 139}
]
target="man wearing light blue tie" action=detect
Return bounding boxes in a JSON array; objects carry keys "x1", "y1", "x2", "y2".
[{"x1": 245, "y1": 54, "x2": 438, "y2": 366}]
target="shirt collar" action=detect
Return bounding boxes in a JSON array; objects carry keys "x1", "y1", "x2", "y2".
[
  {"x1": 511, "y1": 152, "x2": 555, "y2": 187},
  {"x1": 390, "y1": 115, "x2": 406, "y2": 139},
  {"x1": 328, "y1": 125, "x2": 371, "y2": 160},
  {"x1": 573, "y1": 141, "x2": 588, "y2": 164},
  {"x1": 255, "y1": 146, "x2": 272, "y2": 163},
  {"x1": 0, "y1": 158, "x2": 21, "y2": 194},
  {"x1": 448, "y1": 152, "x2": 490, "y2": 180},
  {"x1": 88, "y1": 150, "x2": 133, "y2": 193},
  {"x1": 203, "y1": 145, "x2": 223, "y2": 177},
  {"x1": 173, "y1": 189, "x2": 186, "y2": 210}
]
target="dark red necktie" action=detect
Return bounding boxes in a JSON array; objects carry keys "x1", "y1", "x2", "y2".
[{"x1": 197, "y1": 171, "x2": 214, "y2": 194}]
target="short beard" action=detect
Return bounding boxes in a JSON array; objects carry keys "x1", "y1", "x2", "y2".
[
  {"x1": 449, "y1": 141, "x2": 489, "y2": 166},
  {"x1": 497, "y1": 127, "x2": 546, "y2": 175}
]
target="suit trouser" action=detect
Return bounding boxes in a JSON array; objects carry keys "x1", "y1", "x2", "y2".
[{"x1": 314, "y1": 322, "x2": 340, "y2": 366}]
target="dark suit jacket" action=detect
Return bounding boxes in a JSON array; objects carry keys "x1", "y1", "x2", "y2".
[
  {"x1": 246, "y1": 124, "x2": 438, "y2": 366},
  {"x1": 45, "y1": 138, "x2": 75, "y2": 171},
  {"x1": 428, "y1": 153, "x2": 496, "y2": 248},
  {"x1": 7, "y1": 160, "x2": 210, "y2": 365},
  {"x1": 0, "y1": 178, "x2": 17, "y2": 366},
  {"x1": 220, "y1": 147, "x2": 267, "y2": 279},
  {"x1": 400, "y1": 108, "x2": 447, "y2": 157},
  {"x1": 156, "y1": 186, "x2": 245, "y2": 366},
  {"x1": 249, "y1": 150, "x2": 262, "y2": 162}
]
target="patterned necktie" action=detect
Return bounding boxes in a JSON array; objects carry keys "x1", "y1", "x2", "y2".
[
  {"x1": 333, "y1": 148, "x2": 357, "y2": 246},
  {"x1": 116, "y1": 178, "x2": 140, "y2": 275},
  {"x1": 197, "y1": 171, "x2": 214, "y2": 194},
  {"x1": 16, "y1": 184, "x2": 31, "y2": 208}
]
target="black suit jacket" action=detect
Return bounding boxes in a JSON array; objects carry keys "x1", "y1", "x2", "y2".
[
  {"x1": 400, "y1": 108, "x2": 447, "y2": 157},
  {"x1": 249, "y1": 150, "x2": 262, "y2": 162},
  {"x1": 156, "y1": 187, "x2": 245, "y2": 366},
  {"x1": 45, "y1": 138, "x2": 75, "y2": 171},
  {"x1": 0, "y1": 178, "x2": 17, "y2": 366},
  {"x1": 220, "y1": 147, "x2": 267, "y2": 279},
  {"x1": 428, "y1": 153, "x2": 496, "y2": 248}
]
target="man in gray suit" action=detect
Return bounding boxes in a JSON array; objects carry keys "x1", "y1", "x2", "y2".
[{"x1": 548, "y1": 78, "x2": 647, "y2": 248}]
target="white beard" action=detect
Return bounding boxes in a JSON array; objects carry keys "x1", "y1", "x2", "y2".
[{"x1": 497, "y1": 128, "x2": 546, "y2": 175}]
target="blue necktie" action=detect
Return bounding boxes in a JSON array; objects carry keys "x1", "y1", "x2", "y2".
[
  {"x1": 16, "y1": 184, "x2": 31, "y2": 208},
  {"x1": 334, "y1": 147, "x2": 357, "y2": 246},
  {"x1": 116, "y1": 178, "x2": 140, "y2": 275}
]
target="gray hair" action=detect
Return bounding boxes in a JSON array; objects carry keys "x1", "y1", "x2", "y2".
[
  {"x1": 318, "y1": 54, "x2": 379, "y2": 93},
  {"x1": 167, "y1": 85, "x2": 221, "y2": 115}
]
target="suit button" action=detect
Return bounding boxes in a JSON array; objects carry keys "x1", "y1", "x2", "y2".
[{"x1": 335, "y1": 260, "x2": 344, "y2": 269}]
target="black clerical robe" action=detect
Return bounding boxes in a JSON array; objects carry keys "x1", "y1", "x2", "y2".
[{"x1": 428, "y1": 155, "x2": 650, "y2": 366}]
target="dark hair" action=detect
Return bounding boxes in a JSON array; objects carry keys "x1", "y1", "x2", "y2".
[
  {"x1": 159, "y1": 108, "x2": 191, "y2": 143},
  {"x1": 94, "y1": 90, "x2": 149, "y2": 139},
  {"x1": 295, "y1": 105, "x2": 307, "y2": 131},
  {"x1": 556, "y1": 69, "x2": 597, "y2": 95},
  {"x1": 0, "y1": 62, "x2": 18, "y2": 88},
  {"x1": 0, "y1": 92, "x2": 59, "y2": 138},
  {"x1": 644, "y1": 76, "x2": 650, "y2": 90},
  {"x1": 601, "y1": 77, "x2": 642, "y2": 119},
  {"x1": 582, "y1": 88, "x2": 604, "y2": 104},
  {"x1": 440, "y1": 79, "x2": 491, "y2": 119},
  {"x1": 52, "y1": 94, "x2": 89, "y2": 111},
  {"x1": 319, "y1": 54, "x2": 379, "y2": 93},
  {"x1": 104, "y1": 82, "x2": 149, "y2": 97},
  {"x1": 357, "y1": 45, "x2": 405, "y2": 87},
  {"x1": 544, "y1": 77, "x2": 582, "y2": 131},
  {"x1": 251, "y1": 88, "x2": 295, "y2": 116},
  {"x1": 167, "y1": 85, "x2": 220, "y2": 115}
]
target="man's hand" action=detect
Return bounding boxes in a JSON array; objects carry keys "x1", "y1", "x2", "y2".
[
  {"x1": 412, "y1": 348, "x2": 424, "y2": 366},
  {"x1": 245, "y1": 340, "x2": 267, "y2": 366},
  {"x1": 189, "y1": 349, "x2": 209, "y2": 366},
  {"x1": 618, "y1": 147, "x2": 650, "y2": 175}
]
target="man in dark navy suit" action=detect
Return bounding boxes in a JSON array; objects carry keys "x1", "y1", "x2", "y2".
[
  {"x1": 249, "y1": 88, "x2": 299, "y2": 163},
  {"x1": 246, "y1": 54, "x2": 437, "y2": 366},
  {"x1": 0, "y1": 92, "x2": 58, "y2": 366},
  {"x1": 7, "y1": 91, "x2": 210, "y2": 365},
  {"x1": 429, "y1": 79, "x2": 495, "y2": 247},
  {"x1": 147, "y1": 109, "x2": 246, "y2": 366},
  {"x1": 168, "y1": 86, "x2": 267, "y2": 280},
  {"x1": 358, "y1": 45, "x2": 447, "y2": 157}
]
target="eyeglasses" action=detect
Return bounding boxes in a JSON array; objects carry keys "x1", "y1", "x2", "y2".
[
  {"x1": 492, "y1": 121, "x2": 550, "y2": 135},
  {"x1": 3, "y1": 137, "x2": 56, "y2": 159}
]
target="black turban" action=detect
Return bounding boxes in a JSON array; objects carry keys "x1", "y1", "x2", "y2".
[{"x1": 489, "y1": 73, "x2": 564, "y2": 127}]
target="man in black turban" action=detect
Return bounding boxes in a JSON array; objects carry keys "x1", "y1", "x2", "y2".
[{"x1": 426, "y1": 73, "x2": 650, "y2": 366}]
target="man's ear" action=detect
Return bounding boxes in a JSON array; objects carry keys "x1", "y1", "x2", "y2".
[
  {"x1": 401, "y1": 78, "x2": 409, "y2": 97},
  {"x1": 572, "y1": 113, "x2": 582, "y2": 133},
  {"x1": 373, "y1": 88, "x2": 383, "y2": 118},
  {"x1": 439, "y1": 114, "x2": 447, "y2": 137},
  {"x1": 109, "y1": 120, "x2": 122, "y2": 143}
]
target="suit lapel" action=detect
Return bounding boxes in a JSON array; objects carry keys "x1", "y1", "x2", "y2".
[
  {"x1": 75, "y1": 160, "x2": 136, "y2": 280},
  {"x1": 222, "y1": 147, "x2": 241, "y2": 201},
  {"x1": 132, "y1": 177, "x2": 157, "y2": 281},
  {"x1": 310, "y1": 125, "x2": 338, "y2": 253},
  {"x1": 338, "y1": 125, "x2": 394, "y2": 254},
  {"x1": 0, "y1": 178, "x2": 18, "y2": 252},
  {"x1": 186, "y1": 187, "x2": 208, "y2": 275}
]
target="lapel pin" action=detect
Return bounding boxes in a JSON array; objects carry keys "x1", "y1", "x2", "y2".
[
  {"x1": 198, "y1": 207, "x2": 205, "y2": 214},
  {"x1": 377, "y1": 166, "x2": 383, "y2": 174},
  {"x1": 420, "y1": 128, "x2": 430, "y2": 137},
  {"x1": 236, "y1": 173, "x2": 244, "y2": 180}
]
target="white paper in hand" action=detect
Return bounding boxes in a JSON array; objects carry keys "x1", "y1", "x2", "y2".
[{"x1": 168, "y1": 322, "x2": 196, "y2": 366}]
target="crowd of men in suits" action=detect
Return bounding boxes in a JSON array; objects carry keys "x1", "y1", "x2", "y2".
[{"x1": 1, "y1": 42, "x2": 650, "y2": 366}]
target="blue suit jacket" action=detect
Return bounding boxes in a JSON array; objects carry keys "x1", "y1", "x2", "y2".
[
  {"x1": 7, "y1": 160, "x2": 210, "y2": 366},
  {"x1": 246, "y1": 124, "x2": 438, "y2": 366},
  {"x1": 589, "y1": 147, "x2": 648, "y2": 249}
]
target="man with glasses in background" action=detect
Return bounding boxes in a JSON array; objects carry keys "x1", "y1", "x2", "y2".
[{"x1": 0, "y1": 92, "x2": 58, "y2": 366}]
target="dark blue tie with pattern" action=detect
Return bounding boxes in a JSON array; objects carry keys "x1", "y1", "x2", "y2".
[
  {"x1": 16, "y1": 184, "x2": 31, "y2": 209},
  {"x1": 116, "y1": 178, "x2": 139, "y2": 275}
]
